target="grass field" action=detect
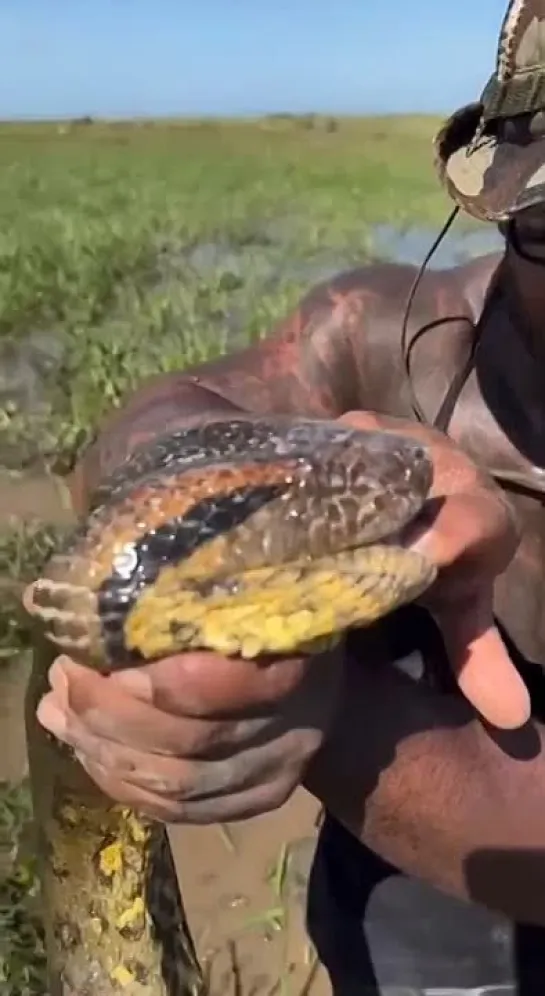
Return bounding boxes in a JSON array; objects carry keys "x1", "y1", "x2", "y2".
[
  {"x1": 0, "y1": 113, "x2": 463, "y2": 996},
  {"x1": 0, "y1": 113, "x2": 456, "y2": 471}
]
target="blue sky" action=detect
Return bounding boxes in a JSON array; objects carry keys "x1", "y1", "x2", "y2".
[{"x1": 1, "y1": 0, "x2": 506, "y2": 119}]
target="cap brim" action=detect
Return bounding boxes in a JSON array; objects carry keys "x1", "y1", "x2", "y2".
[{"x1": 435, "y1": 103, "x2": 545, "y2": 222}]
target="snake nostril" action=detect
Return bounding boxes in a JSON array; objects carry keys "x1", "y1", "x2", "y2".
[
  {"x1": 416, "y1": 446, "x2": 431, "y2": 470},
  {"x1": 405, "y1": 445, "x2": 433, "y2": 491}
]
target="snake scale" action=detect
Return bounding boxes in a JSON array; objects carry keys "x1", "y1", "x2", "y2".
[{"x1": 23, "y1": 415, "x2": 437, "y2": 996}]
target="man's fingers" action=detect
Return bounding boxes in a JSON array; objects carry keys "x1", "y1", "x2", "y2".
[
  {"x1": 404, "y1": 490, "x2": 527, "y2": 729},
  {"x1": 38, "y1": 687, "x2": 274, "y2": 799},
  {"x1": 77, "y1": 759, "x2": 294, "y2": 824},
  {"x1": 454, "y1": 625, "x2": 530, "y2": 730},
  {"x1": 113, "y1": 650, "x2": 309, "y2": 719},
  {"x1": 72, "y1": 762, "x2": 190, "y2": 823},
  {"x1": 37, "y1": 658, "x2": 274, "y2": 757},
  {"x1": 433, "y1": 596, "x2": 530, "y2": 730},
  {"x1": 45, "y1": 649, "x2": 308, "y2": 726}
]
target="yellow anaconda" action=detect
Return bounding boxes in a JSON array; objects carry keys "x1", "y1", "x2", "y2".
[{"x1": 23, "y1": 415, "x2": 437, "y2": 996}]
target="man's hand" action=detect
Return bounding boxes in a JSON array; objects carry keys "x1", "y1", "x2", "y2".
[
  {"x1": 37, "y1": 646, "x2": 343, "y2": 824},
  {"x1": 337, "y1": 411, "x2": 529, "y2": 731},
  {"x1": 36, "y1": 411, "x2": 530, "y2": 824}
]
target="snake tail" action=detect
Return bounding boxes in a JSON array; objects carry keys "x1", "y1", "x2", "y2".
[{"x1": 25, "y1": 637, "x2": 204, "y2": 996}]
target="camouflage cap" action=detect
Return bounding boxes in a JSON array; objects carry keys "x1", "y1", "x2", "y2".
[{"x1": 435, "y1": 0, "x2": 545, "y2": 222}]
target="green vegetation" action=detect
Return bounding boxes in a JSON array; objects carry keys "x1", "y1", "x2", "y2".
[
  {"x1": 0, "y1": 113, "x2": 456, "y2": 995},
  {"x1": 0, "y1": 114, "x2": 453, "y2": 472}
]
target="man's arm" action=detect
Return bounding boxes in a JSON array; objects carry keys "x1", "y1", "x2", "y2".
[
  {"x1": 71, "y1": 261, "x2": 428, "y2": 510},
  {"x1": 305, "y1": 647, "x2": 545, "y2": 925},
  {"x1": 72, "y1": 251, "x2": 495, "y2": 508},
  {"x1": 71, "y1": 377, "x2": 248, "y2": 513}
]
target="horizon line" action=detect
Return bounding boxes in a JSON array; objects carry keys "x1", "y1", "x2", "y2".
[{"x1": 0, "y1": 109, "x2": 449, "y2": 124}]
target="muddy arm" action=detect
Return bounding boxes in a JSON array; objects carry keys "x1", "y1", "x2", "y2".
[
  {"x1": 71, "y1": 264, "x2": 419, "y2": 511},
  {"x1": 304, "y1": 649, "x2": 545, "y2": 926},
  {"x1": 70, "y1": 377, "x2": 248, "y2": 514}
]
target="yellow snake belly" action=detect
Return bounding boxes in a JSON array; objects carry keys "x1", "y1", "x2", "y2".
[{"x1": 23, "y1": 415, "x2": 437, "y2": 996}]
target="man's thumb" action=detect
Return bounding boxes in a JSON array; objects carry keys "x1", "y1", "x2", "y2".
[{"x1": 435, "y1": 598, "x2": 530, "y2": 730}]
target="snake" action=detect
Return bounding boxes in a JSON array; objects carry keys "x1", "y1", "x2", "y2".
[{"x1": 22, "y1": 415, "x2": 437, "y2": 996}]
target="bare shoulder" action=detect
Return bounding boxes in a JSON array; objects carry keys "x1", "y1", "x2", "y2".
[{"x1": 285, "y1": 251, "x2": 501, "y2": 343}]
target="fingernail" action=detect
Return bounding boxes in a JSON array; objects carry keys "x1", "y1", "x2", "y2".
[
  {"x1": 36, "y1": 699, "x2": 67, "y2": 739},
  {"x1": 52, "y1": 654, "x2": 75, "y2": 669},
  {"x1": 47, "y1": 658, "x2": 72, "y2": 708},
  {"x1": 112, "y1": 668, "x2": 153, "y2": 701},
  {"x1": 49, "y1": 655, "x2": 73, "y2": 685}
]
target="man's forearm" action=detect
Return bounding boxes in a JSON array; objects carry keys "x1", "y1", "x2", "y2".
[
  {"x1": 304, "y1": 650, "x2": 545, "y2": 925},
  {"x1": 71, "y1": 375, "x2": 249, "y2": 513},
  {"x1": 70, "y1": 275, "x2": 367, "y2": 512}
]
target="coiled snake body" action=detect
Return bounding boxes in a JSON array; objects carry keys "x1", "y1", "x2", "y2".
[{"x1": 23, "y1": 416, "x2": 436, "y2": 996}]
